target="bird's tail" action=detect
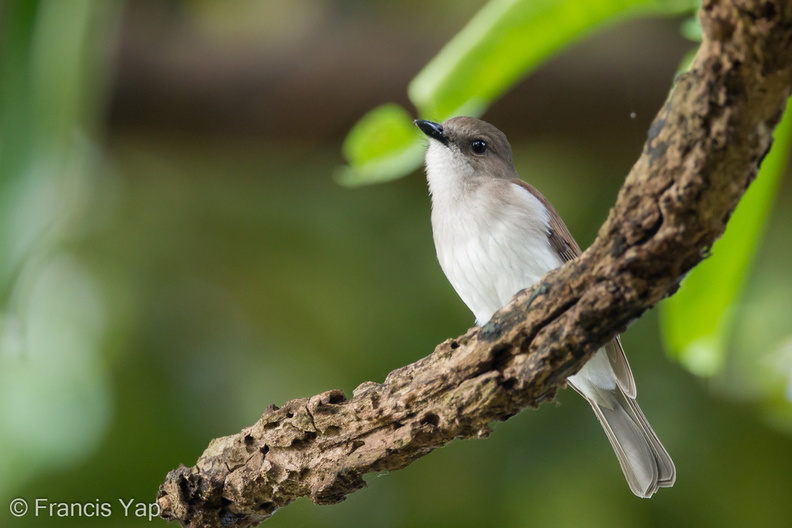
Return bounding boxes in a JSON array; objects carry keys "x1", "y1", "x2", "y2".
[{"x1": 574, "y1": 381, "x2": 676, "y2": 498}]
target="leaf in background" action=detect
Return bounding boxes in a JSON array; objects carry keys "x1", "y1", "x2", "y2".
[
  {"x1": 335, "y1": 104, "x2": 424, "y2": 186},
  {"x1": 339, "y1": 0, "x2": 697, "y2": 187},
  {"x1": 660, "y1": 104, "x2": 792, "y2": 377}
]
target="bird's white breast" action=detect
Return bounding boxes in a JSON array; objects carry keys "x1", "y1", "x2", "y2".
[{"x1": 428, "y1": 168, "x2": 564, "y2": 326}]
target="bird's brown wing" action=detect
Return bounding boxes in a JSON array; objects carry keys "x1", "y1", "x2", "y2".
[
  {"x1": 512, "y1": 178, "x2": 636, "y2": 397},
  {"x1": 510, "y1": 179, "x2": 581, "y2": 262}
]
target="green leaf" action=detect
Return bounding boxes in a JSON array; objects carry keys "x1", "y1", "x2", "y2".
[
  {"x1": 409, "y1": 0, "x2": 693, "y2": 119},
  {"x1": 339, "y1": 0, "x2": 697, "y2": 186},
  {"x1": 336, "y1": 103, "x2": 424, "y2": 187},
  {"x1": 659, "y1": 102, "x2": 792, "y2": 377},
  {"x1": 680, "y1": 12, "x2": 703, "y2": 42}
]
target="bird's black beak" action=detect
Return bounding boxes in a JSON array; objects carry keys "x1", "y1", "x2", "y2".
[{"x1": 415, "y1": 119, "x2": 449, "y2": 147}]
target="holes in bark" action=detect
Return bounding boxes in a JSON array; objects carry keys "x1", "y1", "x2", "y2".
[
  {"x1": 490, "y1": 345, "x2": 512, "y2": 372},
  {"x1": 244, "y1": 434, "x2": 256, "y2": 453},
  {"x1": 323, "y1": 425, "x2": 341, "y2": 436},
  {"x1": 327, "y1": 390, "x2": 347, "y2": 404},
  {"x1": 290, "y1": 431, "x2": 317, "y2": 448},
  {"x1": 420, "y1": 413, "x2": 440, "y2": 427}
]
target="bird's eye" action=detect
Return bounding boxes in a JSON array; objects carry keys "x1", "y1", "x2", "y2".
[{"x1": 471, "y1": 139, "x2": 488, "y2": 155}]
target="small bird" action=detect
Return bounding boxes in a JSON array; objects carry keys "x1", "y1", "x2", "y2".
[{"x1": 415, "y1": 116, "x2": 675, "y2": 498}]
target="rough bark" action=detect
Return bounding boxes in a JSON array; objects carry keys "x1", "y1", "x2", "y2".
[{"x1": 158, "y1": 1, "x2": 792, "y2": 526}]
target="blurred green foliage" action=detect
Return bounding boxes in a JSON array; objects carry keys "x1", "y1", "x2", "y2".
[
  {"x1": 0, "y1": 0, "x2": 121, "y2": 499},
  {"x1": 1, "y1": 1, "x2": 791, "y2": 528},
  {"x1": 661, "y1": 109, "x2": 792, "y2": 377}
]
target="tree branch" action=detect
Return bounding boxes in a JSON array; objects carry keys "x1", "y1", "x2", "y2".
[{"x1": 157, "y1": 1, "x2": 792, "y2": 526}]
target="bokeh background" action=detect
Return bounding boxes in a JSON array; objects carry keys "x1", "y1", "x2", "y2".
[{"x1": 2, "y1": 1, "x2": 792, "y2": 527}]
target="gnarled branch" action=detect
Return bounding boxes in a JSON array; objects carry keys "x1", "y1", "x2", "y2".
[{"x1": 158, "y1": 1, "x2": 792, "y2": 526}]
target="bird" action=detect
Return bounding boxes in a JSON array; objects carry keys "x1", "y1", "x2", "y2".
[{"x1": 415, "y1": 116, "x2": 675, "y2": 498}]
